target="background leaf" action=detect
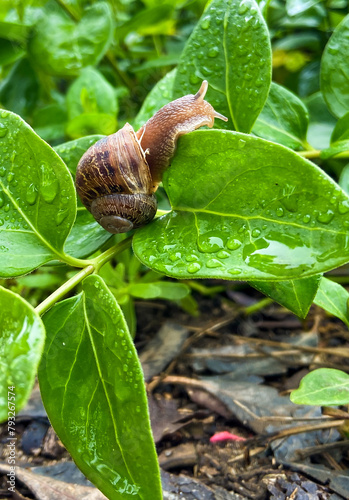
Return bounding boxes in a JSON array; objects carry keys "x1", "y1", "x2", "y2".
[
  {"x1": 133, "y1": 130, "x2": 349, "y2": 280},
  {"x1": 250, "y1": 275, "x2": 321, "y2": 317},
  {"x1": 173, "y1": 0, "x2": 272, "y2": 133},
  {"x1": 133, "y1": 69, "x2": 175, "y2": 130},
  {"x1": 0, "y1": 111, "x2": 76, "y2": 277},
  {"x1": 253, "y1": 82, "x2": 309, "y2": 150},
  {"x1": 0, "y1": 287, "x2": 45, "y2": 422},
  {"x1": 321, "y1": 13, "x2": 349, "y2": 118},
  {"x1": 66, "y1": 67, "x2": 118, "y2": 121},
  {"x1": 253, "y1": 83, "x2": 309, "y2": 150},
  {"x1": 28, "y1": 2, "x2": 113, "y2": 77},
  {"x1": 314, "y1": 277, "x2": 349, "y2": 327},
  {"x1": 38, "y1": 275, "x2": 162, "y2": 500},
  {"x1": 291, "y1": 368, "x2": 349, "y2": 405}
]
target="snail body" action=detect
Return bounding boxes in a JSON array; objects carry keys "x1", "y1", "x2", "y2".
[{"x1": 75, "y1": 81, "x2": 227, "y2": 234}]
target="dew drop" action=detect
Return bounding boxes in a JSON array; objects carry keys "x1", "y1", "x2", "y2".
[
  {"x1": 338, "y1": 200, "x2": 349, "y2": 214},
  {"x1": 316, "y1": 209, "x2": 335, "y2": 224},
  {"x1": 0, "y1": 123, "x2": 8, "y2": 138},
  {"x1": 198, "y1": 233, "x2": 224, "y2": 253},
  {"x1": 238, "y1": 139, "x2": 246, "y2": 148},
  {"x1": 206, "y1": 258, "x2": 223, "y2": 268},
  {"x1": 190, "y1": 73, "x2": 200, "y2": 84},
  {"x1": 238, "y1": 1, "x2": 249, "y2": 15},
  {"x1": 170, "y1": 252, "x2": 181, "y2": 262},
  {"x1": 217, "y1": 250, "x2": 229, "y2": 259},
  {"x1": 4, "y1": 203, "x2": 10, "y2": 213},
  {"x1": 39, "y1": 162, "x2": 58, "y2": 203},
  {"x1": 201, "y1": 17, "x2": 210, "y2": 29},
  {"x1": 302, "y1": 214, "x2": 311, "y2": 223},
  {"x1": 26, "y1": 183, "x2": 38, "y2": 205},
  {"x1": 276, "y1": 207, "x2": 284, "y2": 217},
  {"x1": 228, "y1": 268, "x2": 241, "y2": 275},
  {"x1": 7, "y1": 172, "x2": 14, "y2": 183},
  {"x1": 252, "y1": 228, "x2": 261, "y2": 237},
  {"x1": 227, "y1": 238, "x2": 242, "y2": 250},
  {"x1": 0, "y1": 110, "x2": 8, "y2": 118},
  {"x1": 0, "y1": 167, "x2": 5, "y2": 177},
  {"x1": 0, "y1": 219, "x2": 4, "y2": 226},
  {"x1": 185, "y1": 254, "x2": 199, "y2": 262},
  {"x1": 56, "y1": 208, "x2": 69, "y2": 225},
  {"x1": 0, "y1": 195, "x2": 4, "y2": 209},
  {"x1": 208, "y1": 47, "x2": 219, "y2": 58},
  {"x1": 187, "y1": 262, "x2": 201, "y2": 274}
]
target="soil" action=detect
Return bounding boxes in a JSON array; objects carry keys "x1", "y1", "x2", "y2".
[{"x1": 1, "y1": 280, "x2": 349, "y2": 499}]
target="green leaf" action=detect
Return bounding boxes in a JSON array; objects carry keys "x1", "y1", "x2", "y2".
[
  {"x1": 250, "y1": 275, "x2": 321, "y2": 318},
  {"x1": 133, "y1": 69, "x2": 175, "y2": 131},
  {"x1": 314, "y1": 277, "x2": 349, "y2": 327},
  {"x1": 66, "y1": 67, "x2": 118, "y2": 120},
  {"x1": 128, "y1": 281, "x2": 190, "y2": 300},
  {"x1": 38, "y1": 275, "x2": 162, "y2": 500},
  {"x1": 321, "y1": 13, "x2": 349, "y2": 118},
  {"x1": 66, "y1": 113, "x2": 117, "y2": 139},
  {"x1": 54, "y1": 136, "x2": 111, "y2": 258},
  {"x1": 0, "y1": 111, "x2": 76, "y2": 278},
  {"x1": 33, "y1": 104, "x2": 67, "y2": 143},
  {"x1": 115, "y1": 4, "x2": 174, "y2": 40},
  {"x1": 173, "y1": 0, "x2": 272, "y2": 133},
  {"x1": 0, "y1": 21, "x2": 29, "y2": 43},
  {"x1": 339, "y1": 163, "x2": 349, "y2": 194},
  {"x1": 321, "y1": 140, "x2": 349, "y2": 160},
  {"x1": 28, "y1": 2, "x2": 113, "y2": 77},
  {"x1": 331, "y1": 111, "x2": 349, "y2": 143},
  {"x1": 253, "y1": 82, "x2": 309, "y2": 150},
  {"x1": 0, "y1": 59, "x2": 38, "y2": 119},
  {"x1": 54, "y1": 135, "x2": 105, "y2": 177},
  {"x1": 286, "y1": 0, "x2": 322, "y2": 16},
  {"x1": 133, "y1": 130, "x2": 349, "y2": 280},
  {"x1": 0, "y1": 40, "x2": 25, "y2": 66},
  {"x1": 0, "y1": 287, "x2": 45, "y2": 422},
  {"x1": 291, "y1": 368, "x2": 349, "y2": 405},
  {"x1": 304, "y1": 92, "x2": 337, "y2": 149}
]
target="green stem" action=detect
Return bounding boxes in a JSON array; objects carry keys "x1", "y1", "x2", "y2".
[
  {"x1": 244, "y1": 297, "x2": 273, "y2": 315},
  {"x1": 297, "y1": 150, "x2": 321, "y2": 159},
  {"x1": 35, "y1": 237, "x2": 133, "y2": 316},
  {"x1": 93, "y1": 235, "x2": 133, "y2": 272},
  {"x1": 35, "y1": 264, "x2": 95, "y2": 316}
]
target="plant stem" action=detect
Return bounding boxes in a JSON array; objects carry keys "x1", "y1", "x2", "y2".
[
  {"x1": 93, "y1": 235, "x2": 133, "y2": 272},
  {"x1": 35, "y1": 264, "x2": 95, "y2": 316},
  {"x1": 297, "y1": 150, "x2": 321, "y2": 159},
  {"x1": 35, "y1": 237, "x2": 133, "y2": 316},
  {"x1": 244, "y1": 297, "x2": 273, "y2": 315}
]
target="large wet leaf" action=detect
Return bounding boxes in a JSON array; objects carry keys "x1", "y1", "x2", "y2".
[
  {"x1": 321, "y1": 13, "x2": 349, "y2": 118},
  {"x1": 253, "y1": 82, "x2": 309, "y2": 150},
  {"x1": 133, "y1": 130, "x2": 349, "y2": 280},
  {"x1": 314, "y1": 277, "x2": 349, "y2": 327},
  {"x1": 250, "y1": 275, "x2": 321, "y2": 318},
  {"x1": 0, "y1": 111, "x2": 76, "y2": 277},
  {"x1": 28, "y1": 2, "x2": 113, "y2": 77},
  {"x1": 291, "y1": 368, "x2": 349, "y2": 405},
  {"x1": 173, "y1": 0, "x2": 271, "y2": 133},
  {"x1": 38, "y1": 275, "x2": 162, "y2": 500},
  {"x1": 0, "y1": 287, "x2": 45, "y2": 422},
  {"x1": 54, "y1": 136, "x2": 111, "y2": 258}
]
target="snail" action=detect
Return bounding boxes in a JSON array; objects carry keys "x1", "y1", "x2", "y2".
[{"x1": 75, "y1": 80, "x2": 228, "y2": 234}]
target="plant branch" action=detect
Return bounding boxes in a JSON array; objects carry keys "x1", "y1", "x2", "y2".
[
  {"x1": 297, "y1": 149, "x2": 321, "y2": 159},
  {"x1": 35, "y1": 237, "x2": 133, "y2": 316},
  {"x1": 35, "y1": 264, "x2": 95, "y2": 316}
]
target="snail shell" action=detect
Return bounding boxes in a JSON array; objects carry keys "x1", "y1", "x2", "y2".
[{"x1": 75, "y1": 81, "x2": 227, "y2": 234}]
